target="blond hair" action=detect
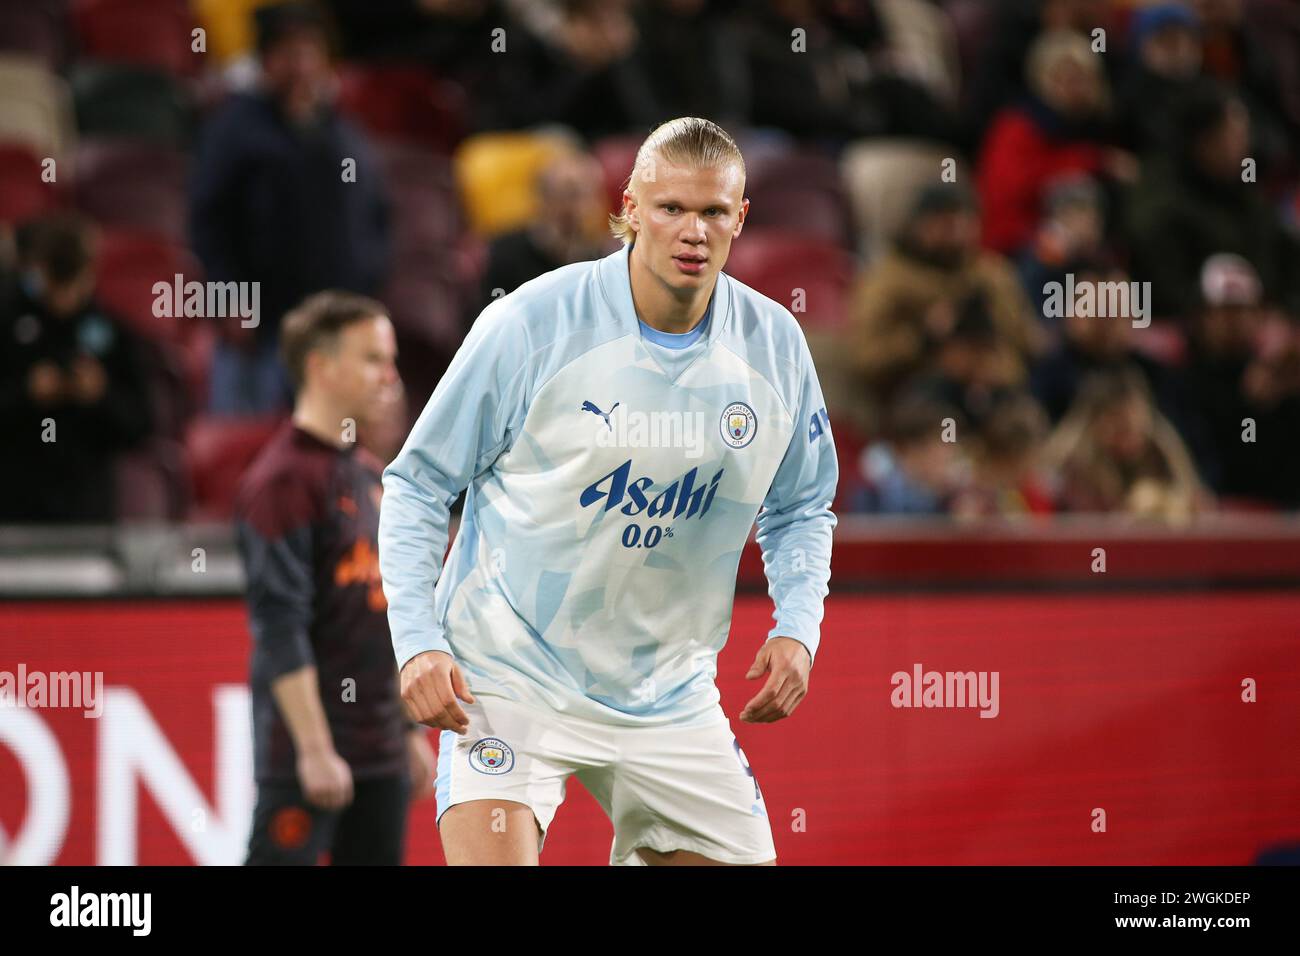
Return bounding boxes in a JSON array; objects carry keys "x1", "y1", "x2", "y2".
[{"x1": 608, "y1": 117, "x2": 746, "y2": 245}]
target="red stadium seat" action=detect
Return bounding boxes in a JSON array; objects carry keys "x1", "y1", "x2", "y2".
[
  {"x1": 73, "y1": 139, "x2": 187, "y2": 242},
  {"x1": 95, "y1": 229, "x2": 202, "y2": 341},
  {"x1": 116, "y1": 437, "x2": 187, "y2": 521},
  {"x1": 376, "y1": 140, "x2": 465, "y2": 257},
  {"x1": 829, "y1": 417, "x2": 871, "y2": 514},
  {"x1": 743, "y1": 148, "x2": 854, "y2": 245},
  {"x1": 335, "y1": 65, "x2": 468, "y2": 153},
  {"x1": 72, "y1": 0, "x2": 201, "y2": 77},
  {"x1": 382, "y1": 271, "x2": 466, "y2": 353},
  {"x1": 184, "y1": 415, "x2": 285, "y2": 522},
  {"x1": 591, "y1": 133, "x2": 642, "y2": 215},
  {"x1": 0, "y1": 144, "x2": 62, "y2": 224},
  {"x1": 723, "y1": 230, "x2": 855, "y2": 330}
]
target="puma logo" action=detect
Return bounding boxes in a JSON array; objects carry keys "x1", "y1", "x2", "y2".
[{"x1": 581, "y1": 400, "x2": 619, "y2": 430}]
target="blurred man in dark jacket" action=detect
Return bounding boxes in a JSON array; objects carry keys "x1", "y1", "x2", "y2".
[
  {"x1": 1125, "y1": 83, "x2": 1300, "y2": 320},
  {"x1": 191, "y1": 1, "x2": 390, "y2": 415},
  {"x1": 0, "y1": 215, "x2": 152, "y2": 523}
]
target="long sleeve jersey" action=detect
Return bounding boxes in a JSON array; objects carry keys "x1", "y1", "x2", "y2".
[{"x1": 379, "y1": 242, "x2": 838, "y2": 727}]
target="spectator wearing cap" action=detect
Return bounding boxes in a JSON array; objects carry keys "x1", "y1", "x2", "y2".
[
  {"x1": 1114, "y1": 1, "x2": 1208, "y2": 157},
  {"x1": 1176, "y1": 253, "x2": 1300, "y2": 506},
  {"x1": 847, "y1": 183, "x2": 1042, "y2": 429},
  {"x1": 0, "y1": 215, "x2": 153, "y2": 522},
  {"x1": 976, "y1": 30, "x2": 1130, "y2": 254},
  {"x1": 1125, "y1": 82, "x2": 1300, "y2": 320},
  {"x1": 190, "y1": 1, "x2": 391, "y2": 415}
]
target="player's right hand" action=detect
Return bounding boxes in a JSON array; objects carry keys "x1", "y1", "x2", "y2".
[
  {"x1": 400, "y1": 650, "x2": 476, "y2": 734},
  {"x1": 296, "y1": 748, "x2": 354, "y2": 810}
]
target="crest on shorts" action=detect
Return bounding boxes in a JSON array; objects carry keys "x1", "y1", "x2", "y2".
[
  {"x1": 720, "y1": 401, "x2": 757, "y2": 449},
  {"x1": 469, "y1": 737, "x2": 514, "y2": 775}
]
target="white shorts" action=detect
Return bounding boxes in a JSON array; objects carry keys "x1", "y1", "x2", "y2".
[{"x1": 434, "y1": 693, "x2": 776, "y2": 865}]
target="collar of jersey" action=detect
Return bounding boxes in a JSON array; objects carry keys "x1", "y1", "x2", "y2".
[{"x1": 597, "y1": 241, "x2": 731, "y2": 349}]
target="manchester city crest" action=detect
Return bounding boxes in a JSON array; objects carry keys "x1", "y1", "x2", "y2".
[
  {"x1": 720, "y1": 401, "x2": 757, "y2": 449},
  {"x1": 469, "y1": 737, "x2": 515, "y2": 775}
]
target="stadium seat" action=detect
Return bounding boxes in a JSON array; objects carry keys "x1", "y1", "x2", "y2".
[
  {"x1": 0, "y1": 1, "x2": 71, "y2": 70},
  {"x1": 0, "y1": 54, "x2": 76, "y2": 163},
  {"x1": 743, "y1": 148, "x2": 854, "y2": 245},
  {"x1": 73, "y1": 139, "x2": 187, "y2": 242},
  {"x1": 115, "y1": 437, "x2": 188, "y2": 521},
  {"x1": 70, "y1": 62, "x2": 191, "y2": 145},
  {"x1": 828, "y1": 417, "x2": 871, "y2": 514},
  {"x1": 452, "y1": 131, "x2": 577, "y2": 237},
  {"x1": 840, "y1": 139, "x2": 955, "y2": 261},
  {"x1": 71, "y1": 0, "x2": 201, "y2": 77},
  {"x1": 336, "y1": 65, "x2": 468, "y2": 154},
  {"x1": 382, "y1": 271, "x2": 468, "y2": 355},
  {"x1": 95, "y1": 229, "x2": 203, "y2": 342},
  {"x1": 723, "y1": 230, "x2": 855, "y2": 331},
  {"x1": 183, "y1": 415, "x2": 285, "y2": 522},
  {"x1": 0, "y1": 144, "x2": 62, "y2": 225},
  {"x1": 191, "y1": 0, "x2": 283, "y2": 63},
  {"x1": 376, "y1": 140, "x2": 465, "y2": 257},
  {"x1": 591, "y1": 133, "x2": 642, "y2": 215}
]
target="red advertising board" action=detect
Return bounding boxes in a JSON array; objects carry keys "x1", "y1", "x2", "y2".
[{"x1": 2, "y1": 592, "x2": 1297, "y2": 864}]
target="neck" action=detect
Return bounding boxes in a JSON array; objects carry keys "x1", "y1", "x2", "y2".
[
  {"x1": 292, "y1": 390, "x2": 348, "y2": 449},
  {"x1": 628, "y1": 242, "x2": 712, "y2": 335}
]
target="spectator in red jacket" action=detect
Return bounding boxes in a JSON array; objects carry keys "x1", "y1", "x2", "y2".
[{"x1": 977, "y1": 29, "x2": 1133, "y2": 254}]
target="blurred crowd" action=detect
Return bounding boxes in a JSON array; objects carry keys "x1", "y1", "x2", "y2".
[{"x1": 1, "y1": 0, "x2": 1299, "y2": 525}]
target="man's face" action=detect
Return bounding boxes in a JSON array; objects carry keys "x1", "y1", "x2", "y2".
[
  {"x1": 909, "y1": 209, "x2": 979, "y2": 267},
  {"x1": 39, "y1": 267, "x2": 94, "y2": 319},
  {"x1": 537, "y1": 154, "x2": 605, "y2": 243},
  {"x1": 1038, "y1": 51, "x2": 1103, "y2": 118},
  {"x1": 314, "y1": 316, "x2": 400, "y2": 422},
  {"x1": 1197, "y1": 100, "x2": 1250, "y2": 179},
  {"x1": 1142, "y1": 24, "x2": 1201, "y2": 79},
  {"x1": 262, "y1": 31, "x2": 331, "y2": 118},
  {"x1": 624, "y1": 157, "x2": 748, "y2": 298}
]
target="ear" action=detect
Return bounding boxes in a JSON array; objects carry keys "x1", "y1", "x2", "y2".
[
  {"x1": 622, "y1": 188, "x2": 639, "y2": 232},
  {"x1": 733, "y1": 197, "x2": 749, "y2": 239}
]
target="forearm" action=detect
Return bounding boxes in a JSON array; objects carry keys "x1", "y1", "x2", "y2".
[
  {"x1": 758, "y1": 507, "x2": 836, "y2": 659},
  {"x1": 378, "y1": 468, "x2": 457, "y2": 669},
  {"x1": 270, "y1": 666, "x2": 335, "y2": 757}
]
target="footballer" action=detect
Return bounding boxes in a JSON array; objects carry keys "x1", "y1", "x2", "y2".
[{"x1": 378, "y1": 117, "x2": 837, "y2": 865}]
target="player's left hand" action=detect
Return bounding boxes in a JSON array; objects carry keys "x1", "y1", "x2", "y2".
[
  {"x1": 739, "y1": 637, "x2": 811, "y2": 723},
  {"x1": 406, "y1": 727, "x2": 436, "y2": 801}
]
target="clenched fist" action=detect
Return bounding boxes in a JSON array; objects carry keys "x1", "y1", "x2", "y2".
[{"x1": 400, "y1": 650, "x2": 476, "y2": 734}]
